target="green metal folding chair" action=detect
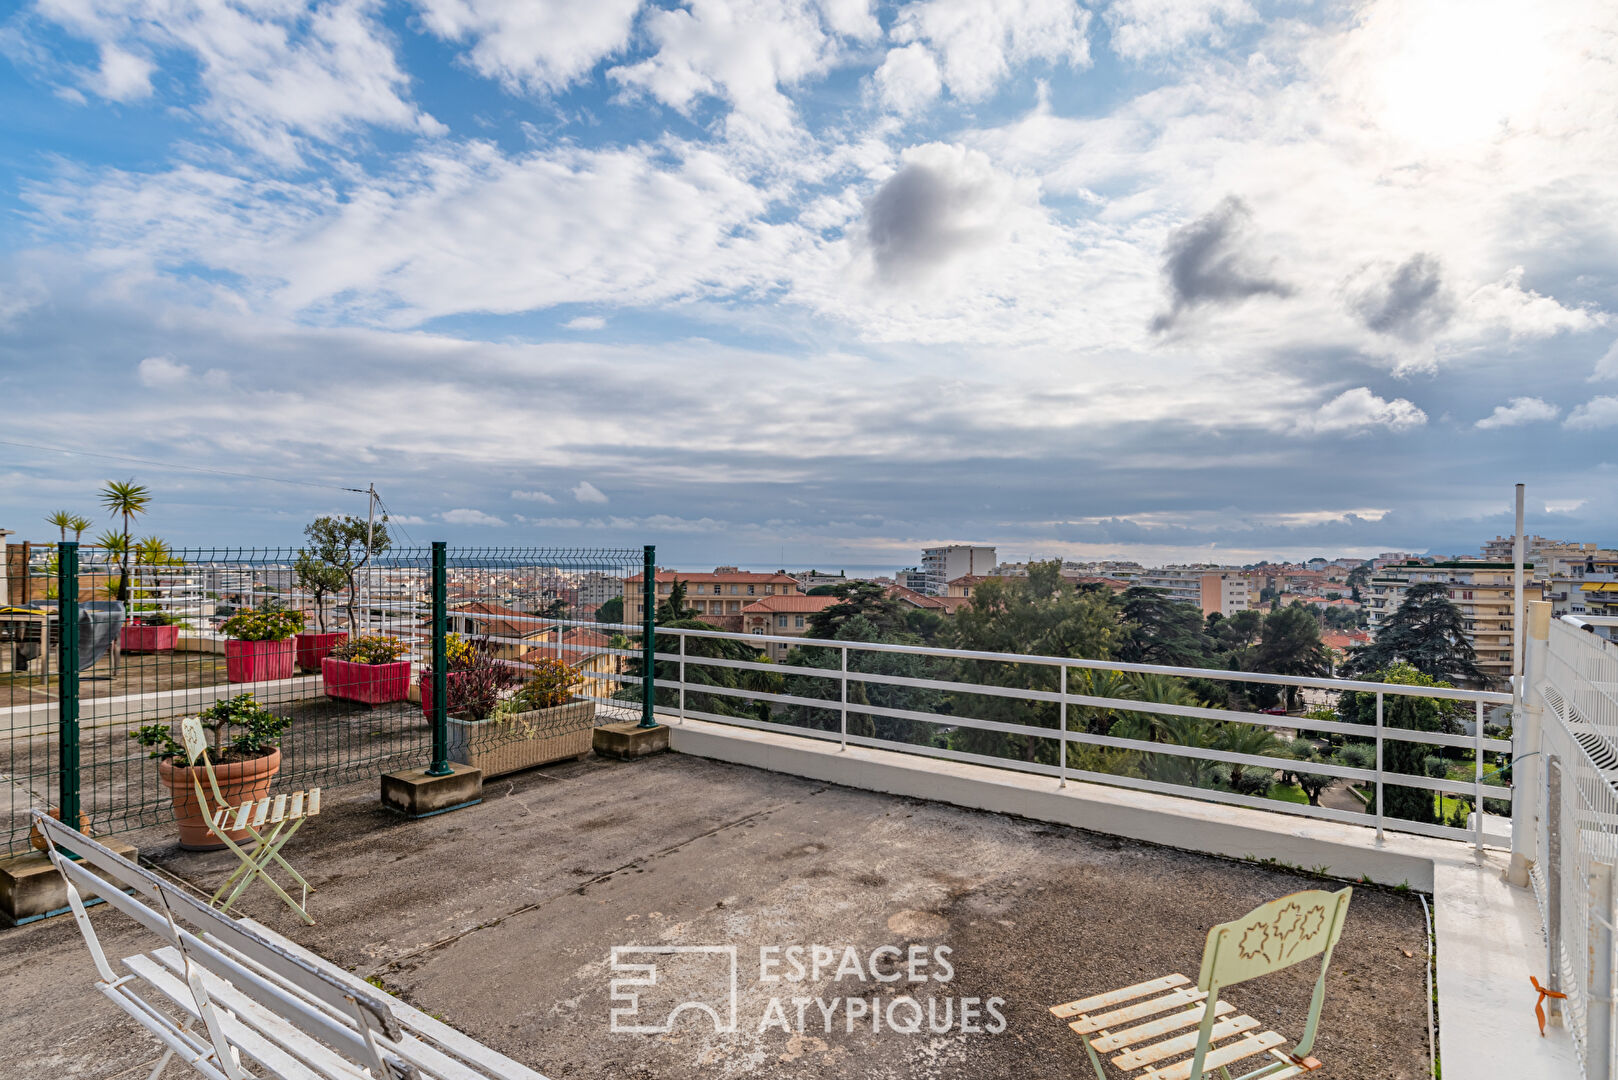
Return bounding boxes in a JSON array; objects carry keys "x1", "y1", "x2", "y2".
[
  {"x1": 180, "y1": 714, "x2": 321, "y2": 925},
  {"x1": 1051, "y1": 887, "x2": 1353, "y2": 1079}
]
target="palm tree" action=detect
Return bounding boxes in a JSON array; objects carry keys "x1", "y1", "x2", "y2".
[
  {"x1": 46, "y1": 510, "x2": 77, "y2": 543},
  {"x1": 69, "y1": 514, "x2": 92, "y2": 542},
  {"x1": 98, "y1": 480, "x2": 151, "y2": 604}
]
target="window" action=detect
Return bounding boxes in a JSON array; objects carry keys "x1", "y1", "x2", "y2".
[
  {"x1": 747, "y1": 585, "x2": 756, "y2": 595},
  {"x1": 752, "y1": 628, "x2": 763, "y2": 636},
  {"x1": 795, "y1": 616, "x2": 805, "y2": 628},
  {"x1": 728, "y1": 601, "x2": 740, "y2": 613},
  {"x1": 776, "y1": 615, "x2": 787, "y2": 628}
]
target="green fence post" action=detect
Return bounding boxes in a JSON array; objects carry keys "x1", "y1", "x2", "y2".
[
  {"x1": 640, "y1": 545, "x2": 657, "y2": 728},
  {"x1": 427, "y1": 541, "x2": 452, "y2": 776},
  {"x1": 58, "y1": 542, "x2": 81, "y2": 834}
]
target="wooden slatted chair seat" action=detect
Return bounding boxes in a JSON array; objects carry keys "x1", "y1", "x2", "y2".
[{"x1": 1051, "y1": 888, "x2": 1352, "y2": 1080}]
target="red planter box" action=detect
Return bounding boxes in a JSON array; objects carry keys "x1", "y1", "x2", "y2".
[
  {"x1": 120, "y1": 624, "x2": 179, "y2": 653},
  {"x1": 323, "y1": 657, "x2": 412, "y2": 705},
  {"x1": 225, "y1": 639, "x2": 295, "y2": 683},
  {"x1": 418, "y1": 671, "x2": 470, "y2": 718},
  {"x1": 295, "y1": 631, "x2": 348, "y2": 673}
]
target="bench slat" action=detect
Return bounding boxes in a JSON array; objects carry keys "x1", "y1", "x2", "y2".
[
  {"x1": 1089, "y1": 1000, "x2": 1236, "y2": 1053},
  {"x1": 1112, "y1": 1015, "x2": 1261, "y2": 1069},
  {"x1": 1070, "y1": 987, "x2": 1207, "y2": 1036},
  {"x1": 1145, "y1": 1030, "x2": 1286, "y2": 1080},
  {"x1": 1051, "y1": 974, "x2": 1189, "y2": 1019}
]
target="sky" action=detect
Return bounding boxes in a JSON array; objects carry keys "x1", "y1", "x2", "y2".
[{"x1": 1, "y1": 0, "x2": 1616, "y2": 571}]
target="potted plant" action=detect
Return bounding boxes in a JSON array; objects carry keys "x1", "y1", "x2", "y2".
[
  {"x1": 131, "y1": 693, "x2": 291, "y2": 850},
  {"x1": 447, "y1": 656, "x2": 595, "y2": 778},
  {"x1": 120, "y1": 610, "x2": 182, "y2": 653},
  {"x1": 220, "y1": 606, "x2": 304, "y2": 682},
  {"x1": 322, "y1": 634, "x2": 412, "y2": 704},
  {"x1": 293, "y1": 550, "x2": 348, "y2": 672},
  {"x1": 419, "y1": 633, "x2": 477, "y2": 718}
]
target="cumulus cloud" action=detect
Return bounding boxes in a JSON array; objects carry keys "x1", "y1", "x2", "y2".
[
  {"x1": 1348, "y1": 253, "x2": 1455, "y2": 341},
  {"x1": 1594, "y1": 338, "x2": 1618, "y2": 380},
  {"x1": 94, "y1": 43, "x2": 154, "y2": 101},
  {"x1": 889, "y1": 0, "x2": 1091, "y2": 102},
  {"x1": 1151, "y1": 196, "x2": 1293, "y2": 331},
  {"x1": 441, "y1": 508, "x2": 508, "y2": 526},
  {"x1": 874, "y1": 43, "x2": 942, "y2": 114},
  {"x1": 511, "y1": 489, "x2": 557, "y2": 502},
  {"x1": 1467, "y1": 267, "x2": 1605, "y2": 339},
  {"x1": 414, "y1": 0, "x2": 641, "y2": 93},
  {"x1": 862, "y1": 143, "x2": 1022, "y2": 282},
  {"x1": 1297, "y1": 387, "x2": 1427, "y2": 435},
  {"x1": 1475, "y1": 396, "x2": 1559, "y2": 429},
  {"x1": 572, "y1": 480, "x2": 608, "y2": 503},
  {"x1": 1104, "y1": 0, "x2": 1257, "y2": 60},
  {"x1": 564, "y1": 315, "x2": 606, "y2": 330},
  {"x1": 137, "y1": 356, "x2": 190, "y2": 386},
  {"x1": 1565, "y1": 396, "x2": 1618, "y2": 430}
]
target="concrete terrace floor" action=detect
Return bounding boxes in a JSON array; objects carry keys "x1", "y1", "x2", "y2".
[{"x1": 1, "y1": 752, "x2": 1432, "y2": 1080}]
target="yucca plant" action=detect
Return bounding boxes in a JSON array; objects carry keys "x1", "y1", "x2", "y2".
[{"x1": 98, "y1": 479, "x2": 151, "y2": 604}]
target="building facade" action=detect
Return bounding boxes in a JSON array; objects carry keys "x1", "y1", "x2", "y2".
[
  {"x1": 920, "y1": 546, "x2": 996, "y2": 595},
  {"x1": 623, "y1": 568, "x2": 802, "y2": 633},
  {"x1": 1367, "y1": 561, "x2": 1529, "y2": 687},
  {"x1": 740, "y1": 595, "x2": 840, "y2": 659},
  {"x1": 1134, "y1": 568, "x2": 1249, "y2": 616}
]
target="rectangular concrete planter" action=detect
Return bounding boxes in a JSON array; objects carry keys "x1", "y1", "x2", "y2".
[
  {"x1": 447, "y1": 699, "x2": 595, "y2": 778},
  {"x1": 225, "y1": 638, "x2": 295, "y2": 682},
  {"x1": 322, "y1": 657, "x2": 412, "y2": 705},
  {"x1": 295, "y1": 630, "x2": 347, "y2": 673},
  {"x1": 120, "y1": 624, "x2": 179, "y2": 653}
]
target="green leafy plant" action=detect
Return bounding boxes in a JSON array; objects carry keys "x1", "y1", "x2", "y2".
[
  {"x1": 130, "y1": 693, "x2": 292, "y2": 763},
  {"x1": 509, "y1": 658, "x2": 582, "y2": 712},
  {"x1": 329, "y1": 634, "x2": 407, "y2": 664},
  {"x1": 137, "y1": 610, "x2": 183, "y2": 627},
  {"x1": 221, "y1": 606, "x2": 305, "y2": 642},
  {"x1": 443, "y1": 633, "x2": 477, "y2": 671}
]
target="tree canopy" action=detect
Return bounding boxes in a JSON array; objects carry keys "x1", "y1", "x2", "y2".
[{"x1": 1345, "y1": 582, "x2": 1485, "y2": 685}]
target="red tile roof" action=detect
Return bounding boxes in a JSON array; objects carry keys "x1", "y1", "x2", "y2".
[
  {"x1": 626, "y1": 570, "x2": 799, "y2": 584},
  {"x1": 740, "y1": 595, "x2": 840, "y2": 614},
  {"x1": 451, "y1": 601, "x2": 551, "y2": 638}
]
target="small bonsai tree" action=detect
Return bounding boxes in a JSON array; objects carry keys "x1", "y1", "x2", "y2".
[
  {"x1": 221, "y1": 605, "x2": 305, "y2": 641},
  {"x1": 294, "y1": 550, "x2": 348, "y2": 633},
  {"x1": 131, "y1": 693, "x2": 292, "y2": 763}
]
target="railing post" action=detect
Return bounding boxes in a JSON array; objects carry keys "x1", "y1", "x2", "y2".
[
  {"x1": 1374, "y1": 691, "x2": 1384, "y2": 843},
  {"x1": 1509, "y1": 600, "x2": 1552, "y2": 886},
  {"x1": 1058, "y1": 664, "x2": 1068, "y2": 789},
  {"x1": 426, "y1": 541, "x2": 451, "y2": 777},
  {"x1": 1588, "y1": 861, "x2": 1615, "y2": 1079},
  {"x1": 58, "y1": 542, "x2": 81, "y2": 836},
  {"x1": 1474, "y1": 699, "x2": 1485, "y2": 854},
  {"x1": 639, "y1": 545, "x2": 657, "y2": 728},
  {"x1": 678, "y1": 632, "x2": 686, "y2": 723},
  {"x1": 839, "y1": 646, "x2": 848, "y2": 751},
  {"x1": 1547, "y1": 755, "x2": 1565, "y2": 1024}
]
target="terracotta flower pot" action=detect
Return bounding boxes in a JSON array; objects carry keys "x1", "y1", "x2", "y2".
[
  {"x1": 323, "y1": 657, "x2": 412, "y2": 704},
  {"x1": 120, "y1": 624, "x2": 179, "y2": 653},
  {"x1": 29, "y1": 806, "x2": 91, "y2": 851},
  {"x1": 418, "y1": 671, "x2": 470, "y2": 718},
  {"x1": 225, "y1": 638, "x2": 295, "y2": 683},
  {"x1": 157, "y1": 749, "x2": 282, "y2": 850},
  {"x1": 295, "y1": 631, "x2": 347, "y2": 673}
]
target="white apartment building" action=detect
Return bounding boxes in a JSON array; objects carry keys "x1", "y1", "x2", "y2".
[{"x1": 920, "y1": 545, "x2": 996, "y2": 595}]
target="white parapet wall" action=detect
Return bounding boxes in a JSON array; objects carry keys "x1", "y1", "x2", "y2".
[{"x1": 667, "y1": 716, "x2": 1580, "y2": 1080}]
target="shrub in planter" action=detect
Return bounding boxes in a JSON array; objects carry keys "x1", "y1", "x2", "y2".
[
  {"x1": 419, "y1": 634, "x2": 510, "y2": 719},
  {"x1": 221, "y1": 606, "x2": 304, "y2": 683},
  {"x1": 447, "y1": 658, "x2": 592, "y2": 778},
  {"x1": 121, "y1": 610, "x2": 183, "y2": 653},
  {"x1": 131, "y1": 693, "x2": 291, "y2": 850},
  {"x1": 323, "y1": 634, "x2": 411, "y2": 704}
]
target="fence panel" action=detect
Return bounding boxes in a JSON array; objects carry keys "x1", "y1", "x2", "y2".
[{"x1": 1535, "y1": 618, "x2": 1618, "y2": 1079}]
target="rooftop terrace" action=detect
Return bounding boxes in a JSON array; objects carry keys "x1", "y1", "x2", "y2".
[{"x1": 4, "y1": 751, "x2": 1434, "y2": 1079}]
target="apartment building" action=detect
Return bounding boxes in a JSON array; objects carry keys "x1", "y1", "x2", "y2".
[
  {"x1": 1367, "y1": 561, "x2": 1529, "y2": 687},
  {"x1": 740, "y1": 595, "x2": 841, "y2": 659},
  {"x1": 623, "y1": 568, "x2": 802, "y2": 633},
  {"x1": 1575, "y1": 553, "x2": 1618, "y2": 640},
  {"x1": 895, "y1": 567, "x2": 928, "y2": 592},
  {"x1": 1135, "y1": 568, "x2": 1250, "y2": 616},
  {"x1": 920, "y1": 545, "x2": 996, "y2": 595}
]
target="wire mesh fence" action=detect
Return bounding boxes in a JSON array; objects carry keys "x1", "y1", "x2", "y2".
[{"x1": 1, "y1": 543, "x2": 649, "y2": 855}]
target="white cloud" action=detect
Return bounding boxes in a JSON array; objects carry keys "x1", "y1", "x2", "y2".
[
  {"x1": 890, "y1": 0, "x2": 1092, "y2": 102},
  {"x1": 572, "y1": 480, "x2": 608, "y2": 503},
  {"x1": 1297, "y1": 388, "x2": 1427, "y2": 435},
  {"x1": 1565, "y1": 396, "x2": 1618, "y2": 431},
  {"x1": 564, "y1": 315, "x2": 606, "y2": 330},
  {"x1": 1104, "y1": 0, "x2": 1256, "y2": 61},
  {"x1": 874, "y1": 43, "x2": 942, "y2": 114},
  {"x1": 1475, "y1": 396, "x2": 1559, "y2": 429},
  {"x1": 95, "y1": 43, "x2": 154, "y2": 101},
  {"x1": 413, "y1": 0, "x2": 642, "y2": 93},
  {"x1": 440, "y1": 507, "x2": 508, "y2": 525},
  {"x1": 137, "y1": 355, "x2": 190, "y2": 385},
  {"x1": 1466, "y1": 267, "x2": 1605, "y2": 339},
  {"x1": 1595, "y1": 337, "x2": 1618, "y2": 380},
  {"x1": 511, "y1": 488, "x2": 557, "y2": 502}
]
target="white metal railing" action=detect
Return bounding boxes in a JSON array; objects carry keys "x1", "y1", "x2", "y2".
[
  {"x1": 652, "y1": 625, "x2": 1513, "y2": 850},
  {"x1": 1533, "y1": 615, "x2": 1618, "y2": 1079}
]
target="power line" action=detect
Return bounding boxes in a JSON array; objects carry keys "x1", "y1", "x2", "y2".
[{"x1": 0, "y1": 438, "x2": 367, "y2": 494}]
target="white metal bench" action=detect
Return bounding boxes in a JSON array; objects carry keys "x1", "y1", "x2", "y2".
[{"x1": 35, "y1": 810, "x2": 549, "y2": 1080}]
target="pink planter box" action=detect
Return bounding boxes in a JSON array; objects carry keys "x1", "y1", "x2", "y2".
[
  {"x1": 295, "y1": 631, "x2": 347, "y2": 673},
  {"x1": 225, "y1": 639, "x2": 295, "y2": 682},
  {"x1": 419, "y1": 671, "x2": 477, "y2": 718},
  {"x1": 120, "y1": 624, "x2": 179, "y2": 653},
  {"x1": 323, "y1": 657, "x2": 412, "y2": 705}
]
